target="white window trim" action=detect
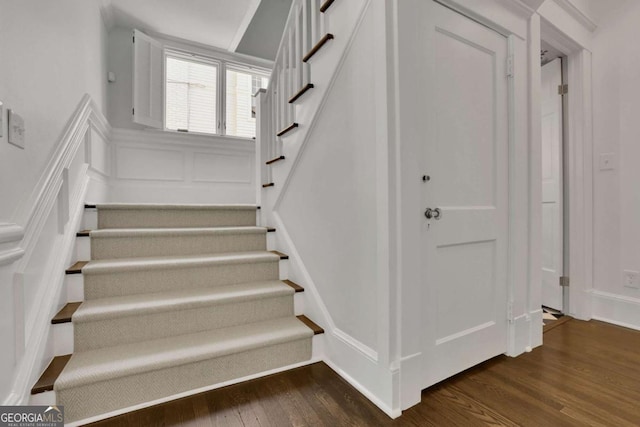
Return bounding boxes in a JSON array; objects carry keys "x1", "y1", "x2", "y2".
[{"x1": 163, "y1": 48, "x2": 270, "y2": 140}]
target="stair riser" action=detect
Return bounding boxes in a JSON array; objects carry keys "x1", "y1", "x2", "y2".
[
  {"x1": 57, "y1": 338, "x2": 312, "y2": 423},
  {"x1": 54, "y1": 323, "x2": 74, "y2": 355},
  {"x1": 76, "y1": 235, "x2": 91, "y2": 260},
  {"x1": 84, "y1": 261, "x2": 280, "y2": 299},
  {"x1": 91, "y1": 233, "x2": 267, "y2": 260},
  {"x1": 98, "y1": 209, "x2": 257, "y2": 229},
  {"x1": 74, "y1": 295, "x2": 294, "y2": 351},
  {"x1": 82, "y1": 209, "x2": 97, "y2": 230}
]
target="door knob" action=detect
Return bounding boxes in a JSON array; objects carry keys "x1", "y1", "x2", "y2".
[{"x1": 424, "y1": 208, "x2": 442, "y2": 220}]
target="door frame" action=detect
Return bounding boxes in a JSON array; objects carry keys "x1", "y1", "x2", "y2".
[
  {"x1": 392, "y1": 0, "x2": 533, "y2": 411},
  {"x1": 393, "y1": 0, "x2": 595, "y2": 411},
  {"x1": 537, "y1": 17, "x2": 594, "y2": 322}
]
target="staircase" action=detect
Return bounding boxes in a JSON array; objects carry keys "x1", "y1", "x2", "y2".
[{"x1": 30, "y1": 203, "x2": 323, "y2": 424}]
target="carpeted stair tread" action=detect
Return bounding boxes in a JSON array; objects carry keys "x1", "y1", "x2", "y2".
[
  {"x1": 82, "y1": 251, "x2": 281, "y2": 275},
  {"x1": 73, "y1": 281, "x2": 294, "y2": 322},
  {"x1": 95, "y1": 203, "x2": 259, "y2": 211},
  {"x1": 89, "y1": 226, "x2": 269, "y2": 238},
  {"x1": 96, "y1": 203, "x2": 259, "y2": 229},
  {"x1": 55, "y1": 317, "x2": 313, "y2": 390}
]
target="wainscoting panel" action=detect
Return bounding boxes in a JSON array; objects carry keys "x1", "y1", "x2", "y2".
[
  {"x1": 192, "y1": 153, "x2": 252, "y2": 184},
  {"x1": 110, "y1": 129, "x2": 256, "y2": 204}
]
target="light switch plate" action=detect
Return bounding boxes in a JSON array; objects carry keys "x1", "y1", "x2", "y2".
[
  {"x1": 599, "y1": 152, "x2": 616, "y2": 171},
  {"x1": 8, "y1": 109, "x2": 25, "y2": 149}
]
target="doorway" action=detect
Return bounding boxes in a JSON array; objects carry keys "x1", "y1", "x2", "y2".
[
  {"x1": 419, "y1": 1, "x2": 510, "y2": 387},
  {"x1": 540, "y1": 41, "x2": 568, "y2": 321}
]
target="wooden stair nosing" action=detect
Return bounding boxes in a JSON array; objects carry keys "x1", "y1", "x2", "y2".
[
  {"x1": 303, "y1": 34, "x2": 334, "y2": 63},
  {"x1": 51, "y1": 302, "x2": 82, "y2": 324},
  {"x1": 283, "y1": 279, "x2": 304, "y2": 293},
  {"x1": 297, "y1": 315, "x2": 324, "y2": 335},
  {"x1": 31, "y1": 354, "x2": 72, "y2": 394},
  {"x1": 320, "y1": 0, "x2": 335, "y2": 13},
  {"x1": 288, "y1": 83, "x2": 314, "y2": 104},
  {"x1": 266, "y1": 156, "x2": 286, "y2": 165},
  {"x1": 262, "y1": 182, "x2": 275, "y2": 188},
  {"x1": 276, "y1": 122, "x2": 299, "y2": 137},
  {"x1": 270, "y1": 250, "x2": 289, "y2": 260},
  {"x1": 66, "y1": 261, "x2": 88, "y2": 275}
]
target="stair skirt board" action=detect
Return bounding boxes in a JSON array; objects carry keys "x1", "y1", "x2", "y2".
[
  {"x1": 73, "y1": 283, "x2": 295, "y2": 351},
  {"x1": 57, "y1": 335, "x2": 312, "y2": 422},
  {"x1": 82, "y1": 253, "x2": 281, "y2": 300},
  {"x1": 95, "y1": 204, "x2": 258, "y2": 229},
  {"x1": 90, "y1": 227, "x2": 268, "y2": 260}
]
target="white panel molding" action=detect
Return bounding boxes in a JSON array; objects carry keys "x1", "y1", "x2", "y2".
[
  {"x1": 192, "y1": 152, "x2": 253, "y2": 184},
  {"x1": 552, "y1": 0, "x2": 597, "y2": 32},
  {"x1": 333, "y1": 328, "x2": 378, "y2": 363},
  {"x1": 115, "y1": 146, "x2": 185, "y2": 181},
  {"x1": 592, "y1": 290, "x2": 640, "y2": 331},
  {"x1": 4, "y1": 94, "x2": 109, "y2": 405},
  {"x1": 270, "y1": 211, "x2": 394, "y2": 417},
  {"x1": 110, "y1": 128, "x2": 256, "y2": 204}
]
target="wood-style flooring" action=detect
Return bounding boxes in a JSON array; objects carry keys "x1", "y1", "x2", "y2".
[{"x1": 89, "y1": 319, "x2": 640, "y2": 426}]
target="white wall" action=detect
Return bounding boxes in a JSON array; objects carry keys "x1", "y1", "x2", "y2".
[
  {"x1": 591, "y1": 1, "x2": 640, "y2": 328},
  {"x1": 0, "y1": 0, "x2": 108, "y2": 222},
  {"x1": 279, "y1": 3, "x2": 379, "y2": 352},
  {"x1": 0, "y1": 0, "x2": 108, "y2": 402}
]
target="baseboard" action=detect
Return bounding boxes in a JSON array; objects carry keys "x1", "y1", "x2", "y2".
[
  {"x1": 323, "y1": 358, "x2": 401, "y2": 419},
  {"x1": 67, "y1": 356, "x2": 322, "y2": 427},
  {"x1": 591, "y1": 290, "x2": 640, "y2": 331},
  {"x1": 507, "y1": 311, "x2": 541, "y2": 356}
]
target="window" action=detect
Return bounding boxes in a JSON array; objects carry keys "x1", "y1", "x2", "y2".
[
  {"x1": 225, "y1": 68, "x2": 269, "y2": 138},
  {"x1": 165, "y1": 55, "x2": 218, "y2": 134},
  {"x1": 163, "y1": 50, "x2": 269, "y2": 138}
]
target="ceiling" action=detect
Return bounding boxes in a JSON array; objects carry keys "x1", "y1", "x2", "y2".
[
  {"x1": 102, "y1": 0, "x2": 293, "y2": 61},
  {"x1": 104, "y1": 0, "x2": 260, "y2": 52},
  {"x1": 235, "y1": 0, "x2": 293, "y2": 61}
]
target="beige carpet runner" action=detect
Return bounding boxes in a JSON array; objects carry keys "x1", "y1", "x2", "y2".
[{"x1": 55, "y1": 204, "x2": 313, "y2": 423}]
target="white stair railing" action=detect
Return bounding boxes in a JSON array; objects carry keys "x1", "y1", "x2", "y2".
[{"x1": 259, "y1": 0, "x2": 334, "y2": 178}]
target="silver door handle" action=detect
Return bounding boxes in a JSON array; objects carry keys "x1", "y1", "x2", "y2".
[{"x1": 424, "y1": 208, "x2": 442, "y2": 220}]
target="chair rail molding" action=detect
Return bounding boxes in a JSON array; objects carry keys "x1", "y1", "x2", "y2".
[
  {"x1": 3, "y1": 93, "x2": 110, "y2": 406},
  {"x1": 0, "y1": 224, "x2": 25, "y2": 266}
]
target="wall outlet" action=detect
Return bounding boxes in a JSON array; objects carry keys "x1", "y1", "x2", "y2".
[{"x1": 623, "y1": 270, "x2": 639, "y2": 289}]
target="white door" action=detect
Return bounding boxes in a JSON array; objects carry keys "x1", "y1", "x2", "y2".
[
  {"x1": 420, "y1": 3, "x2": 510, "y2": 387},
  {"x1": 541, "y1": 58, "x2": 564, "y2": 311}
]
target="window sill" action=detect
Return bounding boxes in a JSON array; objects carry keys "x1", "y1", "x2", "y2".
[
  {"x1": 152, "y1": 128, "x2": 256, "y2": 143},
  {"x1": 110, "y1": 127, "x2": 255, "y2": 153}
]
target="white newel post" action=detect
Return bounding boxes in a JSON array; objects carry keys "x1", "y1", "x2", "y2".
[{"x1": 254, "y1": 89, "x2": 269, "y2": 220}]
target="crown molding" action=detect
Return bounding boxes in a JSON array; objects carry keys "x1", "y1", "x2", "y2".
[{"x1": 552, "y1": 0, "x2": 597, "y2": 32}]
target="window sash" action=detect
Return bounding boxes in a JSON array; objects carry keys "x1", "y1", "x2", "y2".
[{"x1": 163, "y1": 49, "x2": 269, "y2": 139}]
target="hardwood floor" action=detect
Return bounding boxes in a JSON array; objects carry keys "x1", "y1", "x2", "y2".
[{"x1": 89, "y1": 320, "x2": 640, "y2": 426}]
